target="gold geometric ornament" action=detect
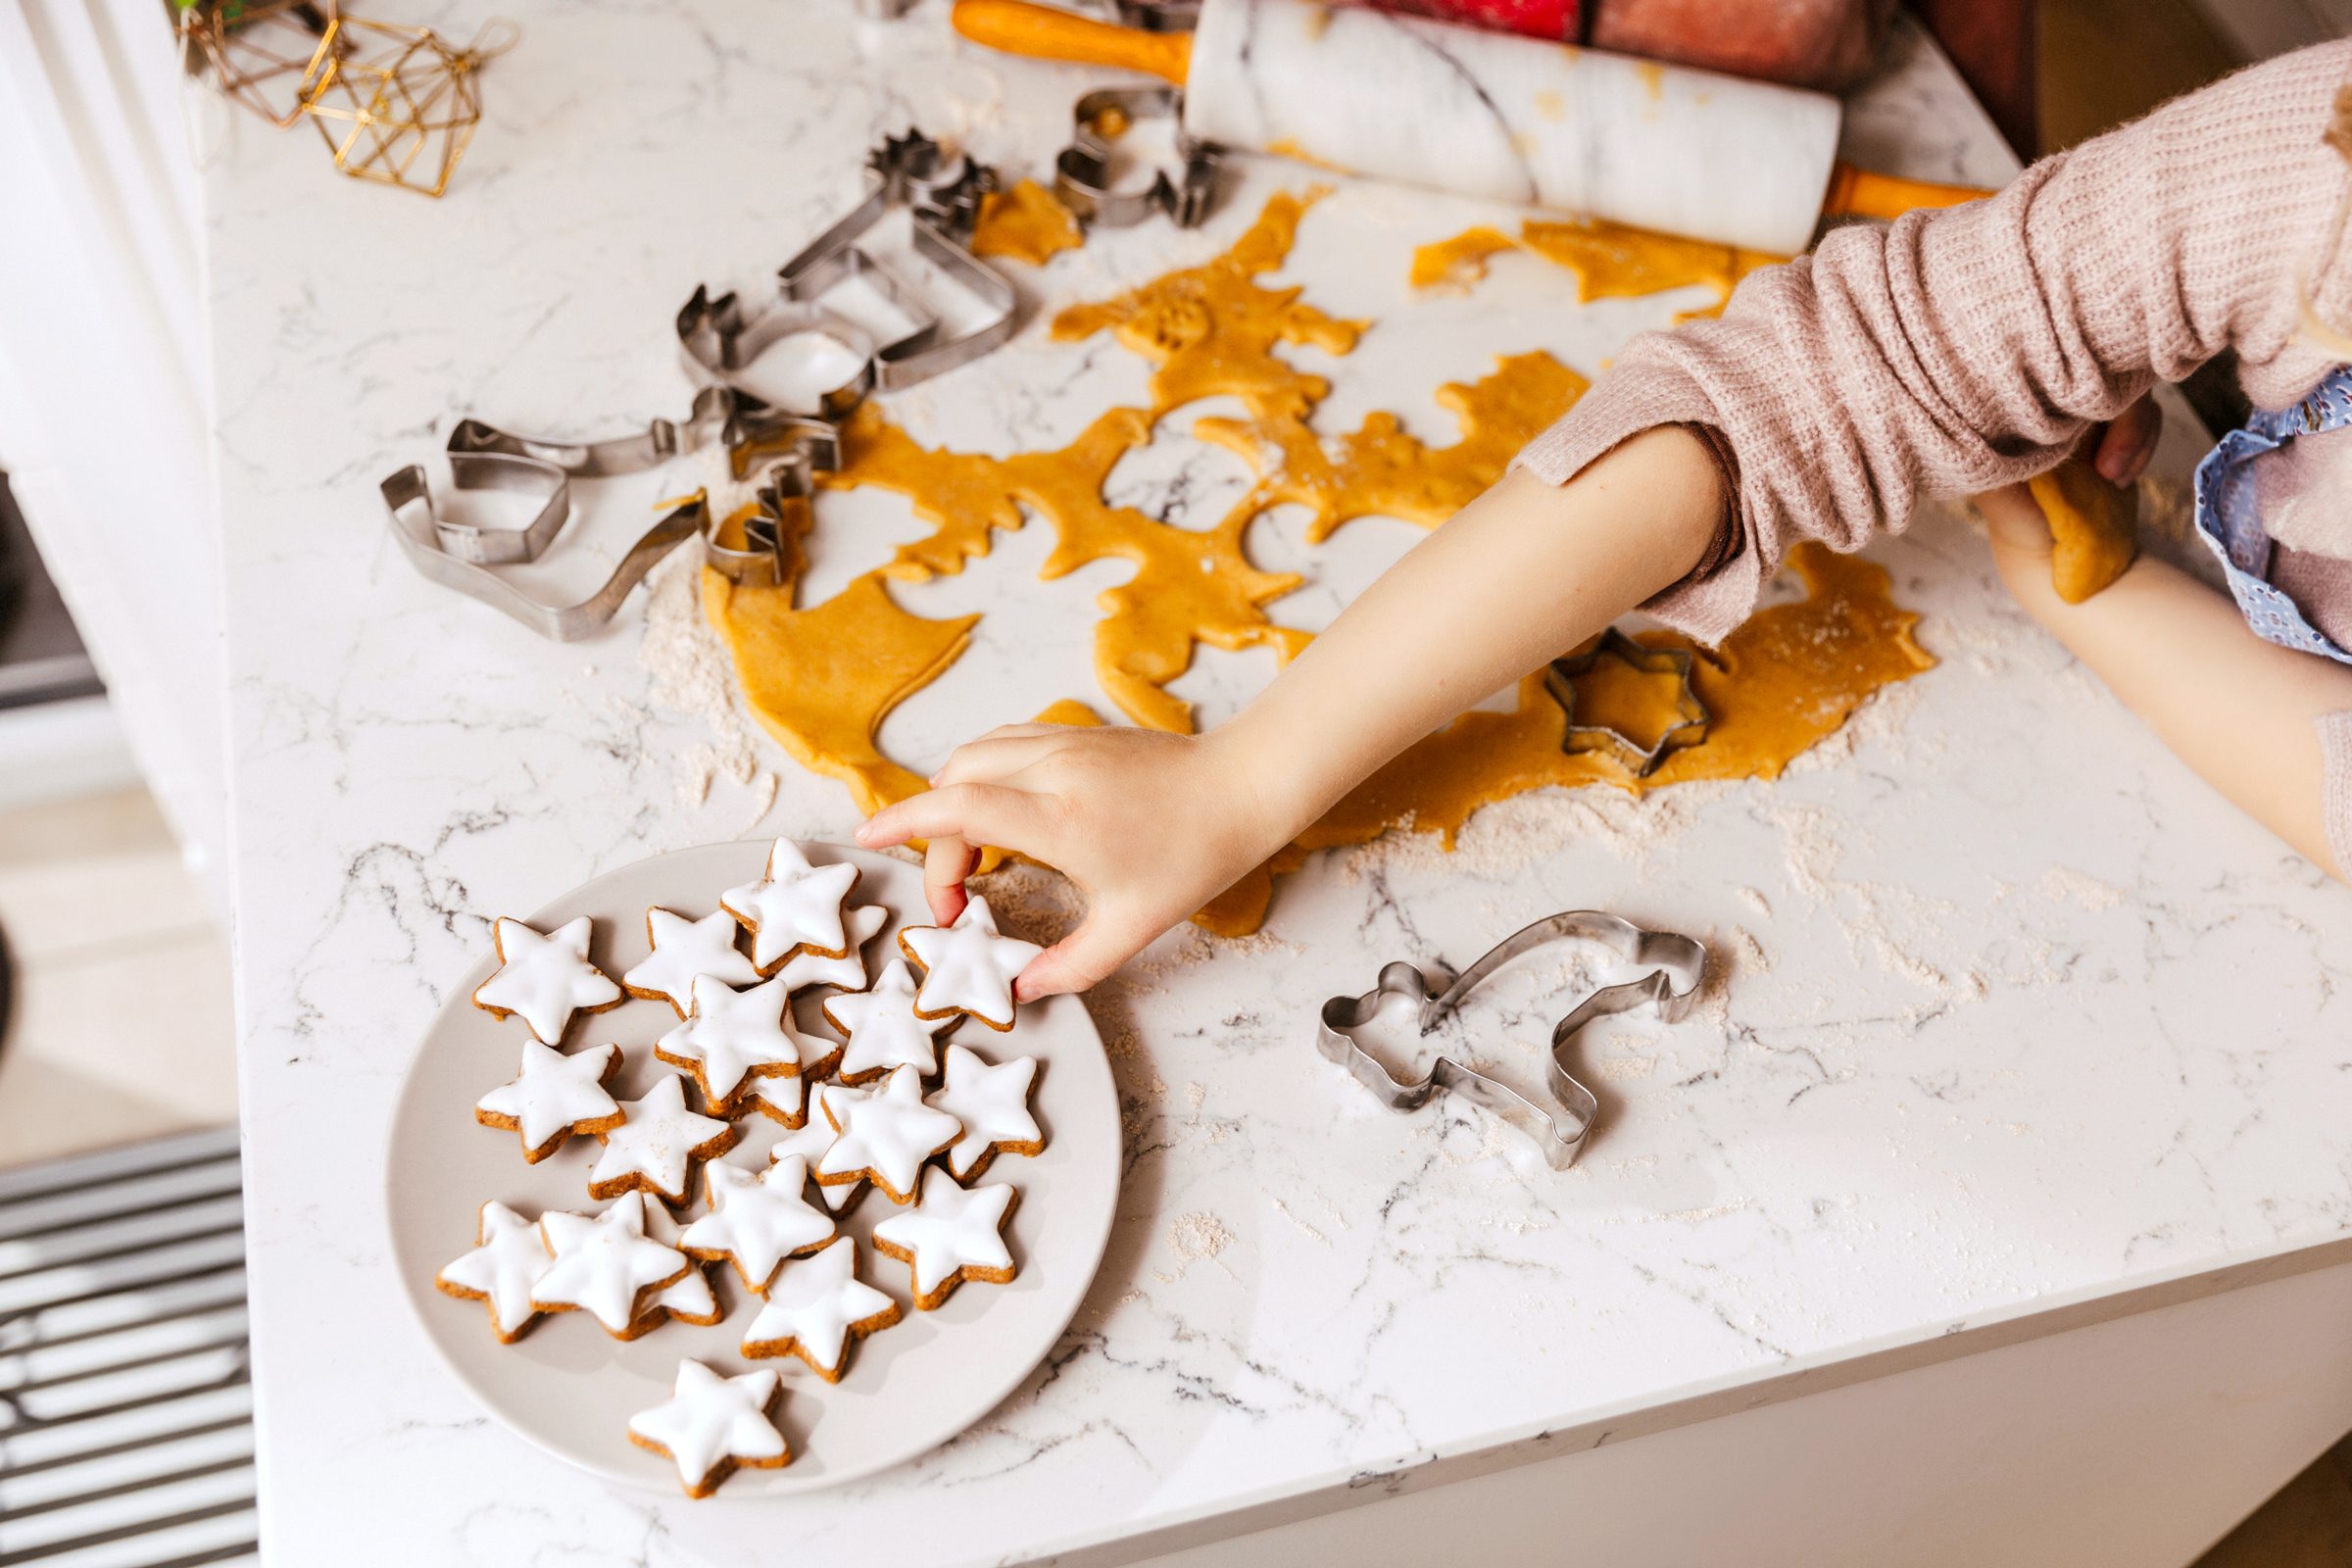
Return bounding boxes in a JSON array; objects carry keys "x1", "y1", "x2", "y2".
[
  {"x1": 296, "y1": 16, "x2": 515, "y2": 198},
  {"x1": 175, "y1": 0, "x2": 341, "y2": 130}
]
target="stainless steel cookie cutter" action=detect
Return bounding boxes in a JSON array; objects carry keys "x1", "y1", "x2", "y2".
[
  {"x1": 1544, "y1": 628, "x2": 1712, "y2": 776},
  {"x1": 446, "y1": 385, "x2": 737, "y2": 477},
  {"x1": 1316, "y1": 910, "x2": 1708, "y2": 1169},
  {"x1": 1054, "y1": 86, "x2": 1221, "y2": 229},
  {"x1": 704, "y1": 417, "x2": 840, "y2": 590},
  {"x1": 380, "y1": 453, "x2": 709, "y2": 642},
  {"x1": 676, "y1": 285, "x2": 880, "y2": 420}
]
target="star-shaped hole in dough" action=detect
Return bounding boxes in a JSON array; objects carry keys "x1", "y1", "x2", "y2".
[
  {"x1": 531, "y1": 1198, "x2": 693, "y2": 1338},
  {"x1": 871, "y1": 1168, "x2": 1018, "y2": 1311},
  {"x1": 623, "y1": 907, "x2": 762, "y2": 1016},
  {"x1": 823, "y1": 957, "x2": 955, "y2": 1085},
  {"x1": 587, "y1": 1074, "x2": 739, "y2": 1206},
  {"x1": 473, "y1": 1040, "x2": 623, "y2": 1162},
  {"x1": 812, "y1": 1067, "x2": 960, "y2": 1205},
  {"x1": 720, "y1": 839, "x2": 862, "y2": 971},
  {"x1": 655, "y1": 974, "x2": 811, "y2": 1114},
  {"x1": 626, "y1": 1359, "x2": 790, "y2": 1497},
  {"x1": 927, "y1": 1043, "x2": 1043, "y2": 1180},
  {"x1": 768, "y1": 902, "x2": 889, "y2": 995},
  {"x1": 740, "y1": 1236, "x2": 901, "y2": 1382},
  {"x1": 680, "y1": 1154, "x2": 837, "y2": 1294},
  {"x1": 434, "y1": 1200, "x2": 552, "y2": 1343},
  {"x1": 898, "y1": 897, "x2": 1043, "y2": 1031},
  {"x1": 472, "y1": 916, "x2": 622, "y2": 1045}
]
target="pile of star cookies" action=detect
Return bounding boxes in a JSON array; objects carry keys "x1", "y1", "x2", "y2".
[{"x1": 433, "y1": 839, "x2": 1051, "y2": 1498}]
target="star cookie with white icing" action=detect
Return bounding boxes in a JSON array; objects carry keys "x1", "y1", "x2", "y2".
[
  {"x1": 871, "y1": 1169, "x2": 1019, "y2": 1310},
  {"x1": 655, "y1": 974, "x2": 815, "y2": 1115},
  {"x1": 680, "y1": 1155, "x2": 837, "y2": 1294},
  {"x1": 473, "y1": 1040, "x2": 624, "y2": 1162},
  {"x1": 720, "y1": 838, "x2": 861, "y2": 971},
  {"x1": 746, "y1": 1069, "x2": 808, "y2": 1131},
  {"x1": 627, "y1": 1193, "x2": 723, "y2": 1331},
  {"x1": 741, "y1": 1237, "x2": 901, "y2": 1382},
  {"x1": 435, "y1": 1200, "x2": 553, "y2": 1344},
  {"x1": 768, "y1": 1117, "x2": 858, "y2": 1212},
  {"x1": 472, "y1": 916, "x2": 622, "y2": 1045},
  {"x1": 823, "y1": 958, "x2": 955, "y2": 1085},
  {"x1": 627, "y1": 1359, "x2": 790, "y2": 1498},
  {"x1": 768, "y1": 902, "x2": 888, "y2": 995},
  {"x1": 531, "y1": 1197, "x2": 693, "y2": 1339},
  {"x1": 623, "y1": 907, "x2": 761, "y2": 1017},
  {"x1": 927, "y1": 1043, "x2": 1044, "y2": 1180},
  {"x1": 587, "y1": 1074, "x2": 739, "y2": 1206},
  {"x1": 898, "y1": 897, "x2": 1043, "y2": 1031},
  {"x1": 812, "y1": 1067, "x2": 960, "y2": 1205}
]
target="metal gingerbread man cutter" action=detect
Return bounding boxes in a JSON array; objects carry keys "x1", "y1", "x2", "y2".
[{"x1": 1317, "y1": 911, "x2": 1707, "y2": 1169}]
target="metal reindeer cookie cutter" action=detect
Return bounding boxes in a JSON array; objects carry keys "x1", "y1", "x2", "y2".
[
  {"x1": 704, "y1": 416, "x2": 840, "y2": 589},
  {"x1": 1316, "y1": 910, "x2": 1708, "y2": 1169},
  {"x1": 1054, "y1": 85, "x2": 1222, "y2": 229},
  {"x1": 1544, "y1": 627, "x2": 1712, "y2": 777}
]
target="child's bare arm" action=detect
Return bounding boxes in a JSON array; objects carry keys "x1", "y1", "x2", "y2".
[{"x1": 857, "y1": 425, "x2": 1725, "y2": 997}]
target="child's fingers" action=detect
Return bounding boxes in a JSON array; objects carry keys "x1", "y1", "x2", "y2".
[
  {"x1": 856, "y1": 783, "x2": 1050, "y2": 857},
  {"x1": 922, "y1": 835, "x2": 979, "y2": 925},
  {"x1": 930, "y1": 733, "x2": 1056, "y2": 788},
  {"x1": 1014, "y1": 906, "x2": 1160, "y2": 1001}
]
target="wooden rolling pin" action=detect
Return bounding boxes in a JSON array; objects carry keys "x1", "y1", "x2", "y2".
[{"x1": 955, "y1": 0, "x2": 1984, "y2": 255}]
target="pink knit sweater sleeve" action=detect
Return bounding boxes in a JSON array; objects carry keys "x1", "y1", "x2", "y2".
[{"x1": 1512, "y1": 39, "x2": 2352, "y2": 643}]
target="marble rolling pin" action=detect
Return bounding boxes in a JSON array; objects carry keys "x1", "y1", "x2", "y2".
[{"x1": 954, "y1": 0, "x2": 1982, "y2": 255}]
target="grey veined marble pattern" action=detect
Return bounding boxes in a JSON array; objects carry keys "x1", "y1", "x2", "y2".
[{"x1": 203, "y1": 2, "x2": 2352, "y2": 1562}]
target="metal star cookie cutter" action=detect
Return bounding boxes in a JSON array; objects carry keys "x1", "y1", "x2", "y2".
[
  {"x1": 380, "y1": 453, "x2": 709, "y2": 641},
  {"x1": 1544, "y1": 628, "x2": 1712, "y2": 777},
  {"x1": 1054, "y1": 85, "x2": 1222, "y2": 229},
  {"x1": 676, "y1": 285, "x2": 879, "y2": 420},
  {"x1": 704, "y1": 416, "x2": 840, "y2": 589},
  {"x1": 1316, "y1": 910, "x2": 1707, "y2": 1170}
]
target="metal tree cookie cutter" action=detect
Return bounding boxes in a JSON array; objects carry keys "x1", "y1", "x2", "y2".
[
  {"x1": 1054, "y1": 86, "x2": 1222, "y2": 229},
  {"x1": 704, "y1": 416, "x2": 840, "y2": 589},
  {"x1": 676, "y1": 285, "x2": 879, "y2": 420},
  {"x1": 1316, "y1": 910, "x2": 1708, "y2": 1169},
  {"x1": 1544, "y1": 627, "x2": 1712, "y2": 777}
]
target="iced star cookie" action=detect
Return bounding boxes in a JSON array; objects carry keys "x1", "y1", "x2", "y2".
[
  {"x1": 655, "y1": 974, "x2": 814, "y2": 1115},
  {"x1": 471, "y1": 916, "x2": 622, "y2": 1045},
  {"x1": 435, "y1": 1200, "x2": 553, "y2": 1344},
  {"x1": 823, "y1": 958, "x2": 955, "y2": 1085},
  {"x1": 627, "y1": 1193, "x2": 723, "y2": 1331},
  {"x1": 627, "y1": 1359, "x2": 789, "y2": 1498},
  {"x1": 871, "y1": 1169, "x2": 1019, "y2": 1310},
  {"x1": 530, "y1": 1198, "x2": 693, "y2": 1339},
  {"x1": 741, "y1": 1237, "x2": 901, "y2": 1382},
  {"x1": 768, "y1": 902, "x2": 888, "y2": 995},
  {"x1": 768, "y1": 1118, "x2": 858, "y2": 1212},
  {"x1": 746, "y1": 1069, "x2": 808, "y2": 1131},
  {"x1": 680, "y1": 1155, "x2": 837, "y2": 1294},
  {"x1": 928, "y1": 1043, "x2": 1044, "y2": 1180},
  {"x1": 587, "y1": 1074, "x2": 740, "y2": 1206},
  {"x1": 721, "y1": 838, "x2": 861, "y2": 971},
  {"x1": 812, "y1": 1067, "x2": 960, "y2": 1205},
  {"x1": 473, "y1": 1040, "x2": 624, "y2": 1162},
  {"x1": 623, "y1": 907, "x2": 761, "y2": 1017},
  {"x1": 898, "y1": 897, "x2": 1043, "y2": 1031}
]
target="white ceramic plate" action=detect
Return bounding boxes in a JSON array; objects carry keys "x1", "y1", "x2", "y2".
[{"x1": 385, "y1": 841, "x2": 1119, "y2": 1495}]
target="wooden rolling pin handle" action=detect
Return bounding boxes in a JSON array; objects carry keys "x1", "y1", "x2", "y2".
[
  {"x1": 1822, "y1": 160, "x2": 1992, "y2": 221},
  {"x1": 950, "y1": 0, "x2": 1192, "y2": 85}
]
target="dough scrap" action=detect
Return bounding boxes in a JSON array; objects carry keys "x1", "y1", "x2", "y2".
[
  {"x1": 1412, "y1": 218, "x2": 1783, "y2": 321},
  {"x1": 2029, "y1": 456, "x2": 2138, "y2": 604},
  {"x1": 970, "y1": 178, "x2": 1084, "y2": 267}
]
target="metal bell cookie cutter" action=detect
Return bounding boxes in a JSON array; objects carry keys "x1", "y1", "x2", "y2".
[
  {"x1": 676, "y1": 285, "x2": 879, "y2": 420},
  {"x1": 704, "y1": 417, "x2": 840, "y2": 590},
  {"x1": 380, "y1": 452, "x2": 709, "y2": 643},
  {"x1": 1316, "y1": 910, "x2": 1708, "y2": 1169},
  {"x1": 1054, "y1": 86, "x2": 1222, "y2": 229},
  {"x1": 1544, "y1": 627, "x2": 1712, "y2": 777}
]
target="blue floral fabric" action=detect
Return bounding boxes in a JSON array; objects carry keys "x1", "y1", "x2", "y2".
[{"x1": 2191, "y1": 367, "x2": 2352, "y2": 665}]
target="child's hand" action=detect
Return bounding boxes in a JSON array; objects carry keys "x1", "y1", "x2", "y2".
[
  {"x1": 855, "y1": 723, "x2": 1291, "y2": 1001},
  {"x1": 1984, "y1": 395, "x2": 2161, "y2": 593}
]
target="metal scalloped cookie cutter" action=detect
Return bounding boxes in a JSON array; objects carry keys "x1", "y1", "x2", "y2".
[
  {"x1": 1316, "y1": 911, "x2": 1708, "y2": 1169},
  {"x1": 1544, "y1": 627, "x2": 1712, "y2": 777},
  {"x1": 1054, "y1": 85, "x2": 1222, "y2": 229}
]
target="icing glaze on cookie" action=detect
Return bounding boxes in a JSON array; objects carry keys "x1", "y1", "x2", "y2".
[
  {"x1": 740, "y1": 1236, "x2": 900, "y2": 1382},
  {"x1": 624, "y1": 907, "x2": 761, "y2": 1016},
  {"x1": 626, "y1": 1359, "x2": 789, "y2": 1498},
  {"x1": 898, "y1": 897, "x2": 1043, "y2": 1031},
  {"x1": 680, "y1": 1155, "x2": 837, "y2": 1294},
  {"x1": 747, "y1": 1068, "x2": 808, "y2": 1130},
  {"x1": 473, "y1": 1040, "x2": 624, "y2": 1162},
  {"x1": 823, "y1": 957, "x2": 955, "y2": 1084},
  {"x1": 928, "y1": 1043, "x2": 1043, "y2": 1180},
  {"x1": 769, "y1": 902, "x2": 888, "y2": 994},
  {"x1": 434, "y1": 1200, "x2": 552, "y2": 1343},
  {"x1": 720, "y1": 838, "x2": 861, "y2": 971},
  {"x1": 587, "y1": 1074, "x2": 739, "y2": 1206},
  {"x1": 629, "y1": 1193, "x2": 721, "y2": 1328},
  {"x1": 472, "y1": 916, "x2": 622, "y2": 1044},
  {"x1": 813, "y1": 1066, "x2": 960, "y2": 1205},
  {"x1": 655, "y1": 974, "x2": 806, "y2": 1111},
  {"x1": 768, "y1": 1117, "x2": 858, "y2": 1211},
  {"x1": 531, "y1": 1198, "x2": 693, "y2": 1335},
  {"x1": 871, "y1": 1169, "x2": 1019, "y2": 1309}
]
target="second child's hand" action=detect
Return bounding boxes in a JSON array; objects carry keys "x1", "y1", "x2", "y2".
[{"x1": 857, "y1": 426, "x2": 1727, "y2": 1000}]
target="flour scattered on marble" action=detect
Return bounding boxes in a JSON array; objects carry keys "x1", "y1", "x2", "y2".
[
  {"x1": 2038, "y1": 865, "x2": 2125, "y2": 912},
  {"x1": 1158, "y1": 1210, "x2": 1240, "y2": 1283},
  {"x1": 637, "y1": 548, "x2": 769, "y2": 810},
  {"x1": 1266, "y1": 1192, "x2": 1330, "y2": 1245}
]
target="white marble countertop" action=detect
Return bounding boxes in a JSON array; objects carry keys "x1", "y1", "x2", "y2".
[{"x1": 209, "y1": 5, "x2": 2352, "y2": 1563}]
